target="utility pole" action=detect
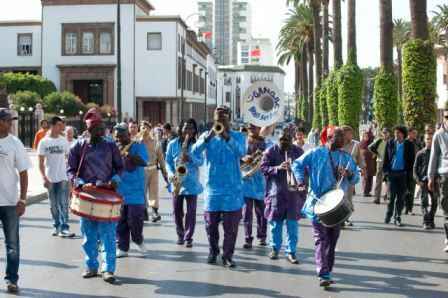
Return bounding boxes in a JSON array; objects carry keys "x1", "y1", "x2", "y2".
[
  {"x1": 116, "y1": 0, "x2": 122, "y2": 122},
  {"x1": 204, "y1": 71, "x2": 208, "y2": 128}
]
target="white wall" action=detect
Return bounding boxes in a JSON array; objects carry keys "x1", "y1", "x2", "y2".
[
  {"x1": 42, "y1": 4, "x2": 136, "y2": 116},
  {"x1": 135, "y1": 20, "x2": 177, "y2": 97},
  {"x1": 0, "y1": 25, "x2": 41, "y2": 68}
]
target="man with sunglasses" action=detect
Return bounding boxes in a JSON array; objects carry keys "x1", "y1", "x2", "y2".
[{"x1": 428, "y1": 106, "x2": 448, "y2": 252}]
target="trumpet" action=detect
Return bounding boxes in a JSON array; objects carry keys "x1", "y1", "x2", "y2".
[
  {"x1": 120, "y1": 129, "x2": 148, "y2": 156},
  {"x1": 212, "y1": 121, "x2": 225, "y2": 135}
]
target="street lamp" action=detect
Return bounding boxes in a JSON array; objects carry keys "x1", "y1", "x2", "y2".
[
  {"x1": 20, "y1": 106, "x2": 25, "y2": 112},
  {"x1": 60, "y1": 109, "x2": 64, "y2": 115},
  {"x1": 28, "y1": 107, "x2": 33, "y2": 112}
]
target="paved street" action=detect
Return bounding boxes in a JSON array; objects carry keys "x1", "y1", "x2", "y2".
[{"x1": 1, "y1": 164, "x2": 448, "y2": 298}]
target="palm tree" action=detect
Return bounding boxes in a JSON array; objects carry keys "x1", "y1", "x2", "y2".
[
  {"x1": 322, "y1": 0, "x2": 330, "y2": 77},
  {"x1": 432, "y1": 4, "x2": 448, "y2": 47},
  {"x1": 333, "y1": 0, "x2": 343, "y2": 68},
  {"x1": 347, "y1": 0, "x2": 357, "y2": 62},
  {"x1": 409, "y1": 0, "x2": 429, "y2": 39},
  {"x1": 278, "y1": 3, "x2": 314, "y2": 122},
  {"x1": 393, "y1": 19, "x2": 410, "y2": 102}
]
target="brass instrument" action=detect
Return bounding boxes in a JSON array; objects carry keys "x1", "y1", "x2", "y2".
[
  {"x1": 120, "y1": 128, "x2": 148, "y2": 157},
  {"x1": 285, "y1": 151, "x2": 298, "y2": 192},
  {"x1": 240, "y1": 149, "x2": 264, "y2": 179},
  {"x1": 212, "y1": 121, "x2": 225, "y2": 135},
  {"x1": 170, "y1": 135, "x2": 190, "y2": 196}
]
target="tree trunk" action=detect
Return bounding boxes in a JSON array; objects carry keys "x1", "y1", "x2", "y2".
[
  {"x1": 322, "y1": 0, "x2": 330, "y2": 77},
  {"x1": 301, "y1": 46, "x2": 309, "y2": 120},
  {"x1": 347, "y1": 0, "x2": 357, "y2": 64},
  {"x1": 409, "y1": 0, "x2": 428, "y2": 40},
  {"x1": 295, "y1": 60, "x2": 301, "y2": 98},
  {"x1": 333, "y1": 0, "x2": 343, "y2": 68},
  {"x1": 312, "y1": 2, "x2": 322, "y2": 87},
  {"x1": 380, "y1": 0, "x2": 394, "y2": 72},
  {"x1": 308, "y1": 41, "x2": 314, "y2": 124},
  {"x1": 397, "y1": 47, "x2": 403, "y2": 101}
]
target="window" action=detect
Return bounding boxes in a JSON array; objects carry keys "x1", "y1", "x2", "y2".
[
  {"x1": 62, "y1": 23, "x2": 114, "y2": 56},
  {"x1": 82, "y1": 32, "x2": 94, "y2": 54},
  {"x1": 99, "y1": 32, "x2": 112, "y2": 54},
  {"x1": 65, "y1": 32, "x2": 77, "y2": 55},
  {"x1": 17, "y1": 33, "x2": 32, "y2": 56},
  {"x1": 178, "y1": 57, "x2": 182, "y2": 89},
  {"x1": 147, "y1": 33, "x2": 162, "y2": 50}
]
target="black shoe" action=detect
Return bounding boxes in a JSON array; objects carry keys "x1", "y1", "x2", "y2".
[
  {"x1": 6, "y1": 280, "x2": 19, "y2": 293},
  {"x1": 144, "y1": 209, "x2": 149, "y2": 221},
  {"x1": 222, "y1": 257, "x2": 236, "y2": 268},
  {"x1": 269, "y1": 249, "x2": 279, "y2": 260},
  {"x1": 243, "y1": 242, "x2": 252, "y2": 249},
  {"x1": 82, "y1": 269, "x2": 98, "y2": 278},
  {"x1": 363, "y1": 193, "x2": 371, "y2": 197},
  {"x1": 185, "y1": 241, "x2": 193, "y2": 248},
  {"x1": 102, "y1": 272, "x2": 116, "y2": 284},
  {"x1": 430, "y1": 222, "x2": 436, "y2": 229},
  {"x1": 176, "y1": 239, "x2": 185, "y2": 245},
  {"x1": 258, "y1": 239, "x2": 267, "y2": 246},
  {"x1": 151, "y1": 214, "x2": 162, "y2": 223},
  {"x1": 423, "y1": 223, "x2": 431, "y2": 230},
  {"x1": 319, "y1": 278, "x2": 331, "y2": 287},
  {"x1": 384, "y1": 217, "x2": 391, "y2": 224},
  {"x1": 373, "y1": 199, "x2": 380, "y2": 205},
  {"x1": 286, "y1": 253, "x2": 299, "y2": 264},
  {"x1": 346, "y1": 220, "x2": 353, "y2": 227},
  {"x1": 207, "y1": 254, "x2": 217, "y2": 264}
]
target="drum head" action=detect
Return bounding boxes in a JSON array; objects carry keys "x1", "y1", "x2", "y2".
[
  {"x1": 314, "y1": 189, "x2": 345, "y2": 214},
  {"x1": 77, "y1": 187, "x2": 122, "y2": 204}
]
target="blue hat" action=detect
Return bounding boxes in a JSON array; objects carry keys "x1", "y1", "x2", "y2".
[{"x1": 0, "y1": 108, "x2": 18, "y2": 120}]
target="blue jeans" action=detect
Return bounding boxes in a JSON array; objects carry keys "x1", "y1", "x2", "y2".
[
  {"x1": 80, "y1": 218, "x2": 117, "y2": 273},
  {"x1": 0, "y1": 206, "x2": 20, "y2": 283},
  {"x1": 48, "y1": 181, "x2": 70, "y2": 231},
  {"x1": 269, "y1": 219, "x2": 298, "y2": 255}
]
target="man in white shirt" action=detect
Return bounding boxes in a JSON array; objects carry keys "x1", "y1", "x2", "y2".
[
  {"x1": 0, "y1": 108, "x2": 31, "y2": 293},
  {"x1": 38, "y1": 116, "x2": 74, "y2": 238}
]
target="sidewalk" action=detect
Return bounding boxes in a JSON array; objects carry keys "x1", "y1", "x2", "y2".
[{"x1": 26, "y1": 149, "x2": 48, "y2": 205}]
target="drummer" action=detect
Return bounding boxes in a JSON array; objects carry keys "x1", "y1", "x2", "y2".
[
  {"x1": 67, "y1": 108, "x2": 123, "y2": 283},
  {"x1": 292, "y1": 127, "x2": 359, "y2": 287}
]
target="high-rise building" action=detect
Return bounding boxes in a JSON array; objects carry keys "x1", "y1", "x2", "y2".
[
  {"x1": 237, "y1": 38, "x2": 273, "y2": 65},
  {"x1": 197, "y1": 0, "x2": 252, "y2": 65}
]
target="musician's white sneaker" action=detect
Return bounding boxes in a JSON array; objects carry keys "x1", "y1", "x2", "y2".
[
  {"x1": 136, "y1": 243, "x2": 147, "y2": 254},
  {"x1": 116, "y1": 249, "x2": 128, "y2": 258}
]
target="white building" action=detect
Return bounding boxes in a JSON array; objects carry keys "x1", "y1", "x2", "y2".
[
  {"x1": 217, "y1": 64, "x2": 285, "y2": 122},
  {"x1": 436, "y1": 47, "x2": 447, "y2": 111},
  {"x1": 0, "y1": 0, "x2": 217, "y2": 126},
  {"x1": 237, "y1": 38, "x2": 274, "y2": 66}
]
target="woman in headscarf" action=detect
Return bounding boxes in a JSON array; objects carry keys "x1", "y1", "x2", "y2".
[{"x1": 360, "y1": 130, "x2": 375, "y2": 197}]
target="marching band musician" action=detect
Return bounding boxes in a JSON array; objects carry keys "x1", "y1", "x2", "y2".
[
  {"x1": 67, "y1": 108, "x2": 123, "y2": 283},
  {"x1": 292, "y1": 127, "x2": 359, "y2": 287},
  {"x1": 242, "y1": 124, "x2": 268, "y2": 249},
  {"x1": 114, "y1": 123, "x2": 149, "y2": 258},
  {"x1": 192, "y1": 105, "x2": 246, "y2": 267},
  {"x1": 260, "y1": 129, "x2": 304, "y2": 264},
  {"x1": 165, "y1": 119, "x2": 204, "y2": 247}
]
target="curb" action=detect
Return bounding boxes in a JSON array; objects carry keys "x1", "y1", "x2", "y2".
[{"x1": 26, "y1": 193, "x2": 47, "y2": 206}]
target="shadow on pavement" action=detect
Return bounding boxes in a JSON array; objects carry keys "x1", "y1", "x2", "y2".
[
  {"x1": 0, "y1": 258, "x2": 78, "y2": 269},
  {"x1": 8, "y1": 288, "x2": 124, "y2": 298},
  {"x1": 117, "y1": 277, "x2": 300, "y2": 298}
]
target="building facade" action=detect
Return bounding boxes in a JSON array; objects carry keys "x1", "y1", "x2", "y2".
[
  {"x1": 0, "y1": 0, "x2": 217, "y2": 126},
  {"x1": 217, "y1": 64, "x2": 285, "y2": 122},
  {"x1": 237, "y1": 38, "x2": 273, "y2": 66},
  {"x1": 436, "y1": 47, "x2": 448, "y2": 111},
  {"x1": 198, "y1": 0, "x2": 251, "y2": 65}
]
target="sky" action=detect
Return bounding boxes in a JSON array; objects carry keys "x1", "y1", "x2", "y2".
[{"x1": 0, "y1": 0, "x2": 446, "y2": 92}]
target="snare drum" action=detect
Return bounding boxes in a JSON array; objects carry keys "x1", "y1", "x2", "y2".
[
  {"x1": 314, "y1": 189, "x2": 352, "y2": 227},
  {"x1": 70, "y1": 186, "x2": 123, "y2": 222}
]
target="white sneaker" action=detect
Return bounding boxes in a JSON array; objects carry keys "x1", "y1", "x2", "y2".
[
  {"x1": 135, "y1": 243, "x2": 147, "y2": 254},
  {"x1": 444, "y1": 245, "x2": 448, "y2": 253},
  {"x1": 116, "y1": 249, "x2": 128, "y2": 258}
]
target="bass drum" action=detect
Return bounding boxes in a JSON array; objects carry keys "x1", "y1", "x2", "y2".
[{"x1": 314, "y1": 189, "x2": 352, "y2": 227}]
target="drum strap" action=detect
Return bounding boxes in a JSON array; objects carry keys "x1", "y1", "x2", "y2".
[{"x1": 75, "y1": 142, "x2": 89, "y2": 181}]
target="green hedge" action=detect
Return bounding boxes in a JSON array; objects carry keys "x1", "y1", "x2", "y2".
[
  {"x1": 320, "y1": 80, "x2": 329, "y2": 128},
  {"x1": 402, "y1": 39, "x2": 437, "y2": 133},
  {"x1": 312, "y1": 87, "x2": 322, "y2": 130},
  {"x1": 11, "y1": 91, "x2": 41, "y2": 109},
  {"x1": 373, "y1": 69, "x2": 398, "y2": 130},
  {"x1": 1, "y1": 72, "x2": 56, "y2": 98},
  {"x1": 325, "y1": 70, "x2": 339, "y2": 126},
  {"x1": 337, "y1": 53, "x2": 363, "y2": 134},
  {"x1": 44, "y1": 91, "x2": 85, "y2": 117}
]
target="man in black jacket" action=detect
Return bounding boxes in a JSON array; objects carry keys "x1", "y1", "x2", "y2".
[
  {"x1": 383, "y1": 126, "x2": 415, "y2": 226},
  {"x1": 414, "y1": 133, "x2": 437, "y2": 229}
]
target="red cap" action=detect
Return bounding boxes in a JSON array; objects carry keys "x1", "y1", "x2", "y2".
[{"x1": 84, "y1": 108, "x2": 102, "y2": 129}]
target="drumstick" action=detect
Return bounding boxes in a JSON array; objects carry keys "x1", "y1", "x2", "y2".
[{"x1": 336, "y1": 143, "x2": 357, "y2": 189}]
